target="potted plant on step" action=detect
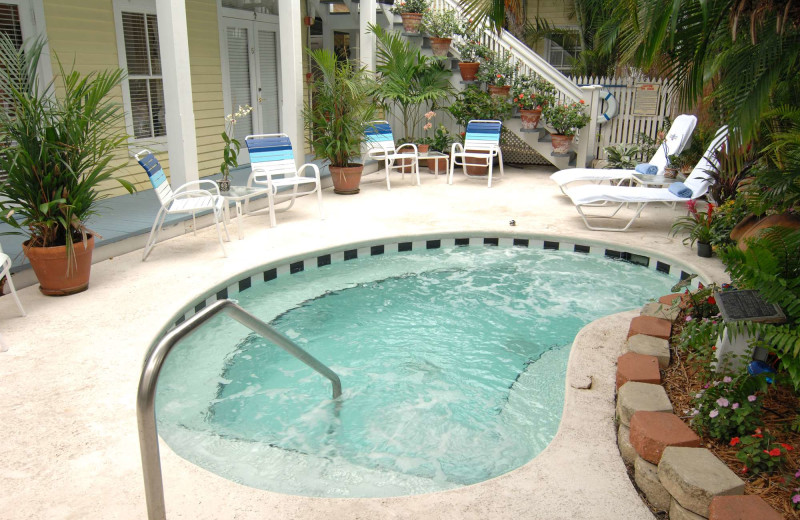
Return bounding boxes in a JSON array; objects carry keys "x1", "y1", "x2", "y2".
[
  {"x1": 542, "y1": 100, "x2": 591, "y2": 154},
  {"x1": 0, "y1": 35, "x2": 135, "y2": 296},
  {"x1": 511, "y1": 74, "x2": 556, "y2": 130},
  {"x1": 303, "y1": 48, "x2": 377, "y2": 195},
  {"x1": 670, "y1": 200, "x2": 715, "y2": 257},
  {"x1": 454, "y1": 25, "x2": 489, "y2": 81},
  {"x1": 421, "y1": 6, "x2": 460, "y2": 56},
  {"x1": 391, "y1": 0, "x2": 430, "y2": 34},
  {"x1": 476, "y1": 51, "x2": 516, "y2": 97}
]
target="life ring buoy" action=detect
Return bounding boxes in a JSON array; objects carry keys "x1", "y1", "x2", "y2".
[{"x1": 596, "y1": 89, "x2": 618, "y2": 124}]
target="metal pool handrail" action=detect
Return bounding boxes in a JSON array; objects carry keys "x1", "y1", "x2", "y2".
[{"x1": 136, "y1": 299, "x2": 342, "y2": 520}]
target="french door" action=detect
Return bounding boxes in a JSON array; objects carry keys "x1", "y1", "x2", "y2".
[{"x1": 222, "y1": 13, "x2": 281, "y2": 161}]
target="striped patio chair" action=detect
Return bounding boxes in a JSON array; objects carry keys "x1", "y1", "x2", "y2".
[
  {"x1": 0, "y1": 243, "x2": 25, "y2": 317},
  {"x1": 364, "y1": 120, "x2": 420, "y2": 190},
  {"x1": 136, "y1": 150, "x2": 229, "y2": 261},
  {"x1": 244, "y1": 134, "x2": 323, "y2": 226},
  {"x1": 448, "y1": 120, "x2": 504, "y2": 188}
]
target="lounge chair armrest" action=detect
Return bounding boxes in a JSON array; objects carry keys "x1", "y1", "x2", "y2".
[
  {"x1": 396, "y1": 143, "x2": 418, "y2": 155},
  {"x1": 298, "y1": 163, "x2": 321, "y2": 180},
  {"x1": 450, "y1": 142, "x2": 465, "y2": 155},
  {"x1": 247, "y1": 167, "x2": 275, "y2": 187},
  {"x1": 173, "y1": 180, "x2": 221, "y2": 197}
]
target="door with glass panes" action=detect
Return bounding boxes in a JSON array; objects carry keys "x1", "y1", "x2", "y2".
[{"x1": 222, "y1": 13, "x2": 281, "y2": 163}]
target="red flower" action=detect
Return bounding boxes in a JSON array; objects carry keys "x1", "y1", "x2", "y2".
[
  {"x1": 764, "y1": 450, "x2": 771, "y2": 454},
  {"x1": 496, "y1": 73, "x2": 502, "y2": 78},
  {"x1": 753, "y1": 434, "x2": 763, "y2": 438},
  {"x1": 782, "y1": 444, "x2": 794, "y2": 451},
  {"x1": 708, "y1": 296, "x2": 716, "y2": 305},
  {"x1": 579, "y1": 99, "x2": 585, "y2": 104},
  {"x1": 730, "y1": 437, "x2": 741, "y2": 446},
  {"x1": 770, "y1": 448, "x2": 782, "y2": 457},
  {"x1": 711, "y1": 346, "x2": 717, "y2": 351},
  {"x1": 741, "y1": 465, "x2": 748, "y2": 474},
  {"x1": 698, "y1": 282, "x2": 705, "y2": 289}
]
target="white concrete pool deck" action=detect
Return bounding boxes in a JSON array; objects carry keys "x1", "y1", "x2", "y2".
[{"x1": 0, "y1": 167, "x2": 728, "y2": 519}]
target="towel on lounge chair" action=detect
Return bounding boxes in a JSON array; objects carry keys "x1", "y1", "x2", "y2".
[
  {"x1": 668, "y1": 182, "x2": 692, "y2": 198},
  {"x1": 635, "y1": 163, "x2": 658, "y2": 175}
]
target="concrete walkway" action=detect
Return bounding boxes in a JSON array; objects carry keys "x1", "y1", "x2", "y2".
[{"x1": 0, "y1": 166, "x2": 728, "y2": 519}]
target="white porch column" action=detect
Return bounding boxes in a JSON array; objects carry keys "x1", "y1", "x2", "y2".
[
  {"x1": 279, "y1": 0, "x2": 304, "y2": 163},
  {"x1": 156, "y1": 0, "x2": 198, "y2": 186},
  {"x1": 359, "y1": 0, "x2": 376, "y2": 71}
]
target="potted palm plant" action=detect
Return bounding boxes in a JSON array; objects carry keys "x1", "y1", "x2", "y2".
[
  {"x1": 0, "y1": 35, "x2": 135, "y2": 295},
  {"x1": 303, "y1": 48, "x2": 377, "y2": 195}
]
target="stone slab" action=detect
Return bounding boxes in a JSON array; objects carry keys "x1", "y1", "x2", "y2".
[
  {"x1": 634, "y1": 456, "x2": 671, "y2": 512},
  {"x1": 616, "y1": 381, "x2": 673, "y2": 427},
  {"x1": 641, "y1": 301, "x2": 680, "y2": 321},
  {"x1": 627, "y1": 315, "x2": 672, "y2": 340},
  {"x1": 659, "y1": 293, "x2": 684, "y2": 306},
  {"x1": 618, "y1": 423, "x2": 637, "y2": 466},
  {"x1": 709, "y1": 495, "x2": 784, "y2": 520},
  {"x1": 659, "y1": 447, "x2": 745, "y2": 517},
  {"x1": 630, "y1": 411, "x2": 701, "y2": 464},
  {"x1": 617, "y1": 352, "x2": 661, "y2": 389},
  {"x1": 627, "y1": 334, "x2": 671, "y2": 369},
  {"x1": 670, "y1": 498, "x2": 706, "y2": 520}
]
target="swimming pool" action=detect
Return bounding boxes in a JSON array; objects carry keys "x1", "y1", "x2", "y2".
[{"x1": 154, "y1": 235, "x2": 696, "y2": 498}]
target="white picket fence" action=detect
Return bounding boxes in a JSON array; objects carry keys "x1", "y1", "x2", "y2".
[{"x1": 569, "y1": 75, "x2": 675, "y2": 162}]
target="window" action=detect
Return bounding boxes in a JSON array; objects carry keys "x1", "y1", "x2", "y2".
[{"x1": 545, "y1": 31, "x2": 581, "y2": 74}]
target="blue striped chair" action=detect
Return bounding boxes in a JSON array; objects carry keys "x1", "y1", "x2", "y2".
[
  {"x1": 448, "y1": 120, "x2": 504, "y2": 187},
  {"x1": 364, "y1": 120, "x2": 420, "y2": 190},
  {"x1": 244, "y1": 133, "x2": 323, "y2": 226},
  {"x1": 135, "y1": 150, "x2": 229, "y2": 261}
]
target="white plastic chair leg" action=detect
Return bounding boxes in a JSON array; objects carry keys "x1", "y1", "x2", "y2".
[
  {"x1": 487, "y1": 160, "x2": 494, "y2": 188},
  {"x1": 192, "y1": 212, "x2": 197, "y2": 236},
  {"x1": 2, "y1": 260, "x2": 25, "y2": 317},
  {"x1": 315, "y1": 181, "x2": 325, "y2": 220},
  {"x1": 414, "y1": 158, "x2": 421, "y2": 186},
  {"x1": 385, "y1": 158, "x2": 392, "y2": 191},
  {"x1": 142, "y1": 209, "x2": 168, "y2": 261},
  {"x1": 212, "y1": 210, "x2": 227, "y2": 257}
]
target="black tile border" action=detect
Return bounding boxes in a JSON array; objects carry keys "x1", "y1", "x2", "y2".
[{"x1": 169, "y1": 235, "x2": 708, "y2": 330}]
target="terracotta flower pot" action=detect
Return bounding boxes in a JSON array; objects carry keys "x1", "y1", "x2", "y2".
[
  {"x1": 23, "y1": 235, "x2": 95, "y2": 296},
  {"x1": 464, "y1": 152, "x2": 489, "y2": 176},
  {"x1": 550, "y1": 134, "x2": 574, "y2": 154},
  {"x1": 488, "y1": 85, "x2": 510, "y2": 98},
  {"x1": 400, "y1": 12, "x2": 423, "y2": 33},
  {"x1": 429, "y1": 37, "x2": 452, "y2": 56},
  {"x1": 520, "y1": 107, "x2": 543, "y2": 130},
  {"x1": 458, "y1": 62, "x2": 480, "y2": 81},
  {"x1": 417, "y1": 144, "x2": 429, "y2": 167},
  {"x1": 329, "y1": 164, "x2": 364, "y2": 195},
  {"x1": 428, "y1": 156, "x2": 448, "y2": 175}
]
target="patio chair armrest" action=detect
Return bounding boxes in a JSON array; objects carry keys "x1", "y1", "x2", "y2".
[
  {"x1": 248, "y1": 167, "x2": 275, "y2": 187},
  {"x1": 168, "y1": 188, "x2": 216, "y2": 202},
  {"x1": 298, "y1": 163, "x2": 321, "y2": 180},
  {"x1": 396, "y1": 143, "x2": 418, "y2": 155},
  {"x1": 173, "y1": 180, "x2": 221, "y2": 197},
  {"x1": 450, "y1": 142, "x2": 465, "y2": 156}
]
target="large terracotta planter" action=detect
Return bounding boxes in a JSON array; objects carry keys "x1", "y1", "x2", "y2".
[
  {"x1": 520, "y1": 107, "x2": 543, "y2": 130},
  {"x1": 417, "y1": 144, "x2": 429, "y2": 167},
  {"x1": 400, "y1": 12, "x2": 423, "y2": 33},
  {"x1": 428, "y1": 156, "x2": 448, "y2": 175},
  {"x1": 730, "y1": 213, "x2": 800, "y2": 251},
  {"x1": 551, "y1": 134, "x2": 574, "y2": 154},
  {"x1": 23, "y1": 235, "x2": 95, "y2": 296},
  {"x1": 429, "y1": 37, "x2": 452, "y2": 56},
  {"x1": 458, "y1": 62, "x2": 480, "y2": 81},
  {"x1": 329, "y1": 164, "x2": 363, "y2": 195},
  {"x1": 464, "y1": 152, "x2": 489, "y2": 176},
  {"x1": 488, "y1": 85, "x2": 510, "y2": 98}
]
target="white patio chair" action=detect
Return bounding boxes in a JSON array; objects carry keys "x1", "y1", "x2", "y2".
[
  {"x1": 448, "y1": 120, "x2": 504, "y2": 188},
  {"x1": 244, "y1": 133, "x2": 324, "y2": 226},
  {"x1": 550, "y1": 114, "x2": 698, "y2": 193},
  {"x1": 0, "y1": 243, "x2": 25, "y2": 317},
  {"x1": 364, "y1": 120, "x2": 420, "y2": 190},
  {"x1": 565, "y1": 127, "x2": 728, "y2": 232},
  {"x1": 136, "y1": 150, "x2": 229, "y2": 261}
]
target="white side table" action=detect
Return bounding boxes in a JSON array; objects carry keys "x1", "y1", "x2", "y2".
[
  {"x1": 221, "y1": 185, "x2": 273, "y2": 239},
  {"x1": 418, "y1": 151, "x2": 449, "y2": 177}
]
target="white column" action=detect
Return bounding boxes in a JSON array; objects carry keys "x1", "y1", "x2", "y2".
[
  {"x1": 156, "y1": 0, "x2": 198, "y2": 186},
  {"x1": 279, "y1": 0, "x2": 304, "y2": 164},
  {"x1": 359, "y1": 0, "x2": 376, "y2": 71}
]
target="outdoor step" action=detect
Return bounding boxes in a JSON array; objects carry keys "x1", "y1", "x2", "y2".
[
  {"x1": 709, "y1": 495, "x2": 784, "y2": 520},
  {"x1": 617, "y1": 423, "x2": 637, "y2": 465},
  {"x1": 626, "y1": 334, "x2": 670, "y2": 369},
  {"x1": 616, "y1": 352, "x2": 661, "y2": 389},
  {"x1": 634, "y1": 456, "x2": 671, "y2": 512},
  {"x1": 641, "y1": 301, "x2": 681, "y2": 322},
  {"x1": 659, "y1": 293, "x2": 684, "y2": 306},
  {"x1": 630, "y1": 411, "x2": 701, "y2": 464},
  {"x1": 670, "y1": 499, "x2": 706, "y2": 520},
  {"x1": 658, "y1": 447, "x2": 745, "y2": 517},
  {"x1": 616, "y1": 381, "x2": 673, "y2": 426},
  {"x1": 627, "y1": 315, "x2": 672, "y2": 340}
]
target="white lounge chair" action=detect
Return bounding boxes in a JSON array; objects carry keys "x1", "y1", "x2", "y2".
[
  {"x1": 550, "y1": 114, "x2": 698, "y2": 193},
  {"x1": 449, "y1": 120, "x2": 504, "y2": 188},
  {"x1": 136, "y1": 150, "x2": 230, "y2": 261},
  {"x1": 244, "y1": 133, "x2": 324, "y2": 226},
  {"x1": 364, "y1": 120, "x2": 420, "y2": 190},
  {"x1": 565, "y1": 127, "x2": 728, "y2": 232},
  {"x1": 0, "y1": 243, "x2": 25, "y2": 317}
]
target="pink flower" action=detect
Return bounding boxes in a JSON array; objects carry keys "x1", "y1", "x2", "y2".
[
  {"x1": 722, "y1": 376, "x2": 732, "y2": 383},
  {"x1": 685, "y1": 316, "x2": 693, "y2": 322},
  {"x1": 716, "y1": 398, "x2": 729, "y2": 407},
  {"x1": 423, "y1": 122, "x2": 432, "y2": 131},
  {"x1": 732, "y1": 403, "x2": 739, "y2": 409},
  {"x1": 424, "y1": 111, "x2": 436, "y2": 120},
  {"x1": 748, "y1": 395, "x2": 757, "y2": 402},
  {"x1": 793, "y1": 494, "x2": 800, "y2": 504},
  {"x1": 709, "y1": 410, "x2": 719, "y2": 418}
]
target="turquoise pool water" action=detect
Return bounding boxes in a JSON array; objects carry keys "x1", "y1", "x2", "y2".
[{"x1": 156, "y1": 245, "x2": 677, "y2": 497}]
